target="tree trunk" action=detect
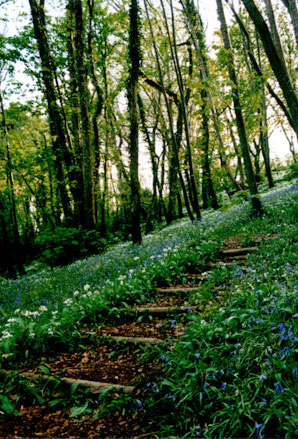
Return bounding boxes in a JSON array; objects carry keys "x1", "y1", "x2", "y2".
[
  {"x1": 128, "y1": 0, "x2": 142, "y2": 244},
  {"x1": 0, "y1": 89, "x2": 25, "y2": 276},
  {"x1": 29, "y1": 0, "x2": 73, "y2": 222},
  {"x1": 180, "y1": 0, "x2": 243, "y2": 192},
  {"x1": 200, "y1": 87, "x2": 219, "y2": 210},
  {"x1": 66, "y1": 2, "x2": 84, "y2": 224},
  {"x1": 71, "y1": 0, "x2": 96, "y2": 229},
  {"x1": 280, "y1": 0, "x2": 298, "y2": 48},
  {"x1": 217, "y1": 0, "x2": 262, "y2": 215},
  {"x1": 241, "y1": 0, "x2": 298, "y2": 138}
]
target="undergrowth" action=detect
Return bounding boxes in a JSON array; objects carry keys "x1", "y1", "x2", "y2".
[{"x1": 1, "y1": 181, "x2": 298, "y2": 437}]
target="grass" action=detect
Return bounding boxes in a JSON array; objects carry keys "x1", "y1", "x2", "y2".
[{"x1": 1, "y1": 179, "x2": 298, "y2": 437}]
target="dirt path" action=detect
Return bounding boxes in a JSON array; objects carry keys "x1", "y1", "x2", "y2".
[{"x1": 0, "y1": 242, "x2": 259, "y2": 438}]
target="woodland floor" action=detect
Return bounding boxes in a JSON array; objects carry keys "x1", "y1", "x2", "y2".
[{"x1": 0, "y1": 234, "x2": 263, "y2": 438}]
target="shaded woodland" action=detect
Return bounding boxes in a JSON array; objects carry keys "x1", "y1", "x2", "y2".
[{"x1": 1, "y1": 0, "x2": 298, "y2": 277}]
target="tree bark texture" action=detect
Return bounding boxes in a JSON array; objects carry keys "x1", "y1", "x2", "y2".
[
  {"x1": 128, "y1": 0, "x2": 142, "y2": 244},
  {"x1": 241, "y1": 0, "x2": 298, "y2": 138},
  {"x1": 71, "y1": 0, "x2": 96, "y2": 229},
  {"x1": 29, "y1": 0, "x2": 73, "y2": 222},
  {"x1": 216, "y1": 0, "x2": 262, "y2": 214}
]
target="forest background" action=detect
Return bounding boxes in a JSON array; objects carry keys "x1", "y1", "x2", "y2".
[{"x1": 0, "y1": 0, "x2": 298, "y2": 278}]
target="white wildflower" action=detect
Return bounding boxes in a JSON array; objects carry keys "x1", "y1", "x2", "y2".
[
  {"x1": 84, "y1": 284, "x2": 90, "y2": 291},
  {"x1": 39, "y1": 305, "x2": 48, "y2": 312},
  {"x1": 73, "y1": 291, "x2": 80, "y2": 297},
  {"x1": 2, "y1": 330, "x2": 13, "y2": 339}
]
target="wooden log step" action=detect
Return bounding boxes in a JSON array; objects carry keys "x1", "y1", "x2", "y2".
[
  {"x1": 109, "y1": 335, "x2": 163, "y2": 344},
  {"x1": 208, "y1": 261, "x2": 243, "y2": 267},
  {"x1": 157, "y1": 286, "x2": 201, "y2": 294},
  {"x1": 135, "y1": 305, "x2": 197, "y2": 314},
  {"x1": 226, "y1": 254, "x2": 248, "y2": 260},
  {"x1": 221, "y1": 246, "x2": 258, "y2": 257},
  {"x1": 0, "y1": 369, "x2": 134, "y2": 394}
]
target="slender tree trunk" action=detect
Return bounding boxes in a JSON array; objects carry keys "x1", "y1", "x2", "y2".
[
  {"x1": 128, "y1": 0, "x2": 142, "y2": 244},
  {"x1": 256, "y1": 34, "x2": 274, "y2": 188},
  {"x1": 29, "y1": 0, "x2": 73, "y2": 222},
  {"x1": 162, "y1": 0, "x2": 200, "y2": 219},
  {"x1": 280, "y1": 0, "x2": 298, "y2": 47},
  {"x1": 180, "y1": 0, "x2": 243, "y2": 192},
  {"x1": 66, "y1": 2, "x2": 84, "y2": 224},
  {"x1": 226, "y1": 112, "x2": 245, "y2": 188},
  {"x1": 71, "y1": 0, "x2": 96, "y2": 229},
  {"x1": 217, "y1": 0, "x2": 262, "y2": 214},
  {"x1": 200, "y1": 87, "x2": 219, "y2": 209},
  {"x1": 0, "y1": 88, "x2": 25, "y2": 276},
  {"x1": 264, "y1": 0, "x2": 287, "y2": 67},
  {"x1": 144, "y1": 0, "x2": 194, "y2": 222},
  {"x1": 241, "y1": 0, "x2": 298, "y2": 138}
]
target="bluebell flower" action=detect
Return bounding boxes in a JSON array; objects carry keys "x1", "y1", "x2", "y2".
[
  {"x1": 195, "y1": 352, "x2": 201, "y2": 359},
  {"x1": 293, "y1": 366, "x2": 298, "y2": 376},
  {"x1": 169, "y1": 319, "x2": 176, "y2": 327},
  {"x1": 279, "y1": 347, "x2": 291, "y2": 358},
  {"x1": 256, "y1": 318, "x2": 264, "y2": 324},
  {"x1": 165, "y1": 392, "x2": 176, "y2": 401},
  {"x1": 194, "y1": 426, "x2": 202, "y2": 437},
  {"x1": 259, "y1": 397, "x2": 267, "y2": 405},
  {"x1": 259, "y1": 374, "x2": 267, "y2": 381},
  {"x1": 274, "y1": 381, "x2": 284, "y2": 394},
  {"x1": 136, "y1": 400, "x2": 143, "y2": 408},
  {"x1": 288, "y1": 328, "x2": 297, "y2": 340},
  {"x1": 221, "y1": 382, "x2": 227, "y2": 390},
  {"x1": 255, "y1": 422, "x2": 265, "y2": 438}
]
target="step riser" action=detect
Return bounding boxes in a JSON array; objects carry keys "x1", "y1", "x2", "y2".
[{"x1": 221, "y1": 246, "x2": 258, "y2": 257}]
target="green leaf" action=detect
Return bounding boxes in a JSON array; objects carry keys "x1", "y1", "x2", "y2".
[
  {"x1": 27, "y1": 387, "x2": 45, "y2": 404},
  {"x1": 70, "y1": 401, "x2": 92, "y2": 417},
  {"x1": 48, "y1": 399, "x2": 63, "y2": 407},
  {"x1": 38, "y1": 365, "x2": 50, "y2": 375},
  {"x1": 70, "y1": 382, "x2": 80, "y2": 396},
  {"x1": 0, "y1": 396, "x2": 15, "y2": 414}
]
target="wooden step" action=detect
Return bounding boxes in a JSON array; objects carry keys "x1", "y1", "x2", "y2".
[
  {"x1": 0, "y1": 369, "x2": 135, "y2": 394},
  {"x1": 109, "y1": 335, "x2": 163, "y2": 344},
  {"x1": 226, "y1": 254, "x2": 248, "y2": 260},
  {"x1": 157, "y1": 286, "x2": 201, "y2": 294},
  {"x1": 221, "y1": 246, "x2": 258, "y2": 257},
  {"x1": 208, "y1": 261, "x2": 243, "y2": 268},
  {"x1": 135, "y1": 305, "x2": 197, "y2": 314}
]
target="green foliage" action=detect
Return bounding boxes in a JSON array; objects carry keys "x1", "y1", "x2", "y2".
[
  {"x1": 35, "y1": 226, "x2": 107, "y2": 267},
  {"x1": 286, "y1": 161, "x2": 298, "y2": 180}
]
